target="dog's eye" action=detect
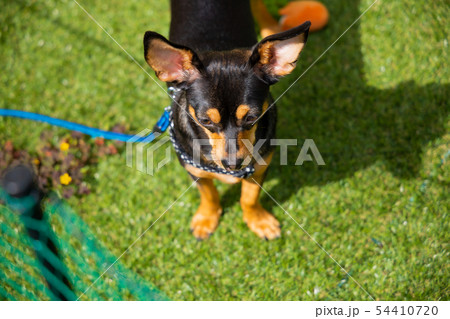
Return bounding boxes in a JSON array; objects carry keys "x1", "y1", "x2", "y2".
[
  {"x1": 199, "y1": 118, "x2": 212, "y2": 126},
  {"x1": 244, "y1": 115, "x2": 258, "y2": 124}
]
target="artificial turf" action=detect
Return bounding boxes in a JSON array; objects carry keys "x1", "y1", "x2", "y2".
[{"x1": 0, "y1": 0, "x2": 448, "y2": 300}]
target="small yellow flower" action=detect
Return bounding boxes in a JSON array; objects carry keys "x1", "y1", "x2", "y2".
[
  {"x1": 33, "y1": 158, "x2": 40, "y2": 165},
  {"x1": 60, "y1": 173, "x2": 72, "y2": 185},
  {"x1": 60, "y1": 142, "x2": 70, "y2": 151}
]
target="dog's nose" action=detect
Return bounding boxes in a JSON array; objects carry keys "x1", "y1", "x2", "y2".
[{"x1": 221, "y1": 158, "x2": 243, "y2": 170}]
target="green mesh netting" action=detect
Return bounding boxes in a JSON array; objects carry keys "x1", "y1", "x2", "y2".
[{"x1": 0, "y1": 189, "x2": 169, "y2": 301}]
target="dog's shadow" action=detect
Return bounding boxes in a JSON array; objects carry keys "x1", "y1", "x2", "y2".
[{"x1": 221, "y1": 0, "x2": 449, "y2": 213}]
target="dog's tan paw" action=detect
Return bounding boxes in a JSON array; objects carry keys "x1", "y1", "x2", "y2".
[
  {"x1": 243, "y1": 207, "x2": 281, "y2": 240},
  {"x1": 190, "y1": 208, "x2": 222, "y2": 240}
]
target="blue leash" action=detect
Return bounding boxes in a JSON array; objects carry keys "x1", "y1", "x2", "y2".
[{"x1": 0, "y1": 108, "x2": 171, "y2": 143}]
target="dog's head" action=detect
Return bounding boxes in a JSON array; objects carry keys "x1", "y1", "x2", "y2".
[{"x1": 144, "y1": 22, "x2": 310, "y2": 171}]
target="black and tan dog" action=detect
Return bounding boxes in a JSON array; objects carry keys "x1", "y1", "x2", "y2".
[{"x1": 143, "y1": 0, "x2": 310, "y2": 240}]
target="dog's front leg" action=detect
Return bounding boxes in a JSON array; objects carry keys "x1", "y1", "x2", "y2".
[
  {"x1": 240, "y1": 152, "x2": 281, "y2": 240},
  {"x1": 191, "y1": 178, "x2": 222, "y2": 240}
]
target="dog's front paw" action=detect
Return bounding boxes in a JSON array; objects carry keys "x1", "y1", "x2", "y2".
[
  {"x1": 243, "y1": 206, "x2": 281, "y2": 240},
  {"x1": 190, "y1": 208, "x2": 222, "y2": 240}
]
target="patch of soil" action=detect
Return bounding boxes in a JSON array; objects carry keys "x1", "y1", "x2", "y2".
[{"x1": 0, "y1": 126, "x2": 126, "y2": 199}]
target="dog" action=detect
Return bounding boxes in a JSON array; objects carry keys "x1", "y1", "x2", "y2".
[{"x1": 143, "y1": 0, "x2": 310, "y2": 240}]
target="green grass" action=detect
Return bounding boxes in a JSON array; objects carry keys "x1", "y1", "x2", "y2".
[{"x1": 1, "y1": 0, "x2": 449, "y2": 300}]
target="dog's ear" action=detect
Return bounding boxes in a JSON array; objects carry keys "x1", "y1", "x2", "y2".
[
  {"x1": 144, "y1": 31, "x2": 203, "y2": 84},
  {"x1": 249, "y1": 21, "x2": 310, "y2": 84}
]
